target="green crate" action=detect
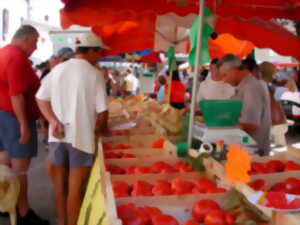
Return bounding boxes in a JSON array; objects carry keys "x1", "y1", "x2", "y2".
[{"x1": 199, "y1": 100, "x2": 243, "y2": 127}]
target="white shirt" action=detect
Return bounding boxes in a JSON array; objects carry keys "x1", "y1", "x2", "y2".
[
  {"x1": 36, "y1": 58, "x2": 107, "y2": 154},
  {"x1": 232, "y1": 75, "x2": 271, "y2": 151},
  {"x1": 124, "y1": 73, "x2": 139, "y2": 92},
  {"x1": 197, "y1": 76, "x2": 235, "y2": 101}
]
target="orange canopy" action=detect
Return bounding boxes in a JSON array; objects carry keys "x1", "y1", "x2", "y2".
[
  {"x1": 92, "y1": 18, "x2": 253, "y2": 59},
  {"x1": 215, "y1": 16, "x2": 300, "y2": 61},
  {"x1": 61, "y1": 0, "x2": 300, "y2": 29}
]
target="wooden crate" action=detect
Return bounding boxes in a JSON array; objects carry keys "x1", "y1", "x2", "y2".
[
  {"x1": 234, "y1": 171, "x2": 300, "y2": 218},
  {"x1": 203, "y1": 151, "x2": 300, "y2": 185}
]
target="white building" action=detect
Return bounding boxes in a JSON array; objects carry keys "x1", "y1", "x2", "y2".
[{"x1": 0, "y1": 0, "x2": 63, "y2": 64}]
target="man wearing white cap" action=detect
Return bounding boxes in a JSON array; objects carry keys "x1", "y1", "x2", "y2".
[{"x1": 35, "y1": 32, "x2": 109, "y2": 225}]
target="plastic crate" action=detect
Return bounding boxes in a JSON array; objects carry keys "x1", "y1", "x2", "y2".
[{"x1": 200, "y1": 100, "x2": 243, "y2": 127}]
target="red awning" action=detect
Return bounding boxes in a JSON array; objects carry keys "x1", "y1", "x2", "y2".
[
  {"x1": 215, "y1": 16, "x2": 300, "y2": 61},
  {"x1": 60, "y1": 0, "x2": 300, "y2": 29}
]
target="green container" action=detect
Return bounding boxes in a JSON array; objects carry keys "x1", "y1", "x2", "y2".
[{"x1": 199, "y1": 100, "x2": 243, "y2": 127}]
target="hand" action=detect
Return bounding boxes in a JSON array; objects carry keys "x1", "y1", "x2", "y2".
[
  {"x1": 50, "y1": 120, "x2": 65, "y2": 139},
  {"x1": 39, "y1": 119, "x2": 49, "y2": 134},
  {"x1": 19, "y1": 123, "x2": 31, "y2": 144}
]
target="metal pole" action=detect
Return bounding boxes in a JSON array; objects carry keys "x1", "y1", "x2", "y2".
[{"x1": 187, "y1": 0, "x2": 205, "y2": 148}]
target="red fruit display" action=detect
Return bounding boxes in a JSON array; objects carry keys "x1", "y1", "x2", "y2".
[
  {"x1": 192, "y1": 200, "x2": 221, "y2": 222},
  {"x1": 284, "y1": 178, "x2": 300, "y2": 195},
  {"x1": 113, "y1": 181, "x2": 131, "y2": 197},
  {"x1": 266, "y1": 160, "x2": 285, "y2": 172},
  {"x1": 152, "y1": 161, "x2": 177, "y2": 173},
  {"x1": 193, "y1": 178, "x2": 216, "y2": 193},
  {"x1": 270, "y1": 182, "x2": 286, "y2": 192},
  {"x1": 103, "y1": 143, "x2": 112, "y2": 151},
  {"x1": 152, "y1": 214, "x2": 179, "y2": 225},
  {"x1": 134, "y1": 167, "x2": 153, "y2": 174},
  {"x1": 139, "y1": 206, "x2": 162, "y2": 220},
  {"x1": 117, "y1": 204, "x2": 149, "y2": 225},
  {"x1": 122, "y1": 153, "x2": 136, "y2": 158},
  {"x1": 152, "y1": 138, "x2": 166, "y2": 148},
  {"x1": 173, "y1": 162, "x2": 193, "y2": 172},
  {"x1": 131, "y1": 181, "x2": 154, "y2": 196},
  {"x1": 171, "y1": 178, "x2": 194, "y2": 195},
  {"x1": 249, "y1": 162, "x2": 269, "y2": 174},
  {"x1": 184, "y1": 219, "x2": 199, "y2": 225},
  {"x1": 285, "y1": 161, "x2": 300, "y2": 171},
  {"x1": 206, "y1": 187, "x2": 227, "y2": 194},
  {"x1": 152, "y1": 180, "x2": 173, "y2": 196},
  {"x1": 249, "y1": 179, "x2": 267, "y2": 191},
  {"x1": 204, "y1": 210, "x2": 234, "y2": 225},
  {"x1": 106, "y1": 164, "x2": 125, "y2": 174}
]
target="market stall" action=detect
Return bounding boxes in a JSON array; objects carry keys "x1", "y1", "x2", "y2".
[{"x1": 57, "y1": 1, "x2": 300, "y2": 225}]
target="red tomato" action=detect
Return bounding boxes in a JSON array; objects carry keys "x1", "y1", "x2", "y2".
[
  {"x1": 192, "y1": 200, "x2": 220, "y2": 222},
  {"x1": 173, "y1": 162, "x2": 193, "y2": 172},
  {"x1": 206, "y1": 187, "x2": 227, "y2": 194},
  {"x1": 134, "y1": 167, "x2": 153, "y2": 174},
  {"x1": 285, "y1": 178, "x2": 300, "y2": 195},
  {"x1": 104, "y1": 152, "x2": 123, "y2": 159},
  {"x1": 152, "y1": 138, "x2": 166, "y2": 148},
  {"x1": 249, "y1": 179, "x2": 267, "y2": 191},
  {"x1": 113, "y1": 181, "x2": 130, "y2": 198},
  {"x1": 117, "y1": 203, "x2": 137, "y2": 220},
  {"x1": 152, "y1": 180, "x2": 173, "y2": 196},
  {"x1": 152, "y1": 161, "x2": 177, "y2": 173},
  {"x1": 266, "y1": 160, "x2": 285, "y2": 172},
  {"x1": 171, "y1": 178, "x2": 194, "y2": 195},
  {"x1": 204, "y1": 210, "x2": 234, "y2": 225},
  {"x1": 152, "y1": 161, "x2": 170, "y2": 173},
  {"x1": 139, "y1": 206, "x2": 162, "y2": 220},
  {"x1": 285, "y1": 161, "x2": 300, "y2": 171},
  {"x1": 250, "y1": 162, "x2": 270, "y2": 174},
  {"x1": 122, "y1": 153, "x2": 136, "y2": 158},
  {"x1": 193, "y1": 178, "x2": 216, "y2": 193},
  {"x1": 106, "y1": 164, "x2": 125, "y2": 175},
  {"x1": 103, "y1": 143, "x2": 112, "y2": 151},
  {"x1": 184, "y1": 219, "x2": 199, "y2": 225},
  {"x1": 270, "y1": 182, "x2": 286, "y2": 192},
  {"x1": 125, "y1": 166, "x2": 136, "y2": 174},
  {"x1": 132, "y1": 181, "x2": 154, "y2": 196},
  {"x1": 152, "y1": 214, "x2": 179, "y2": 225}
]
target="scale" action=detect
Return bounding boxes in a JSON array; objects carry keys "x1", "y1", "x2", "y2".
[{"x1": 193, "y1": 122, "x2": 258, "y2": 154}]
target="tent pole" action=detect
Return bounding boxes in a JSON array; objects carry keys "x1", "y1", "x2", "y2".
[{"x1": 187, "y1": 0, "x2": 205, "y2": 148}]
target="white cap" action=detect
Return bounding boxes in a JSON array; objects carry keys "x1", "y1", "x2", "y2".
[{"x1": 76, "y1": 32, "x2": 110, "y2": 50}]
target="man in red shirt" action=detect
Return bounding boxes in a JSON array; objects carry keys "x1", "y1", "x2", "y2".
[{"x1": 0, "y1": 25, "x2": 49, "y2": 225}]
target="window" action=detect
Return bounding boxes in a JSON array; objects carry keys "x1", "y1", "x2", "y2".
[{"x1": 2, "y1": 9, "x2": 9, "y2": 41}]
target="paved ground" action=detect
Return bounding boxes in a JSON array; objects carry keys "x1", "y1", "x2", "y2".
[
  {"x1": 0, "y1": 133, "x2": 56, "y2": 225},
  {"x1": 1, "y1": 128, "x2": 300, "y2": 225}
]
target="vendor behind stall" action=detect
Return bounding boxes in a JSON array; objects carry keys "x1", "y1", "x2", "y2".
[
  {"x1": 219, "y1": 54, "x2": 271, "y2": 156},
  {"x1": 197, "y1": 58, "x2": 235, "y2": 101},
  {"x1": 36, "y1": 32, "x2": 109, "y2": 225}
]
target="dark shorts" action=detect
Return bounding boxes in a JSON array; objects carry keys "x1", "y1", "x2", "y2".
[
  {"x1": 48, "y1": 142, "x2": 94, "y2": 168},
  {"x1": 0, "y1": 110, "x2": 38, "y2": 158}
]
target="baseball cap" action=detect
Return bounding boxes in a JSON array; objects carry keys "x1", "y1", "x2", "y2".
[{"x1": 76, "y1": 32, "x2": 110, "y2": 50}]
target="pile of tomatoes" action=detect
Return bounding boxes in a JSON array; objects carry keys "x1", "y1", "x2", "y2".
[{"x1": 113, "y1": 178, "x2": 226, "y2": 198}]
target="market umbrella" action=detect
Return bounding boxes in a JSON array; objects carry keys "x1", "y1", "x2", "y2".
[
  {"x1": 215, "y1": 16, "x2": 300, "y2": 61},
  {"x1": 60, "y1": 0, "x2": 300, "y2": 28},
  {"x1": 59, "y1": 0, "x2": 300, "y2": 147}
]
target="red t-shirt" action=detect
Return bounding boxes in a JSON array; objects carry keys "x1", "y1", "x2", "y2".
[
  {"x1": 0, "y1": 45, "x2": 40, "y2": 120},
  {"x1": 165, "y1": 80, "x2": 186, "y2": 103}
]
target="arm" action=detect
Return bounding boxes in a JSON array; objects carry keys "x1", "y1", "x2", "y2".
[
  {"x1": 11, "y1": 94, "x2": 31, "y2": 144},
  {"x1": 36, "y1": 99, "x2": 64, "y2": 139},
  {"x1": 238, "y1": 122, "x2": 259, "y2": 133},
  {"x1": 95, "y1": 110, "x2": 109, "y2": 136}
]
